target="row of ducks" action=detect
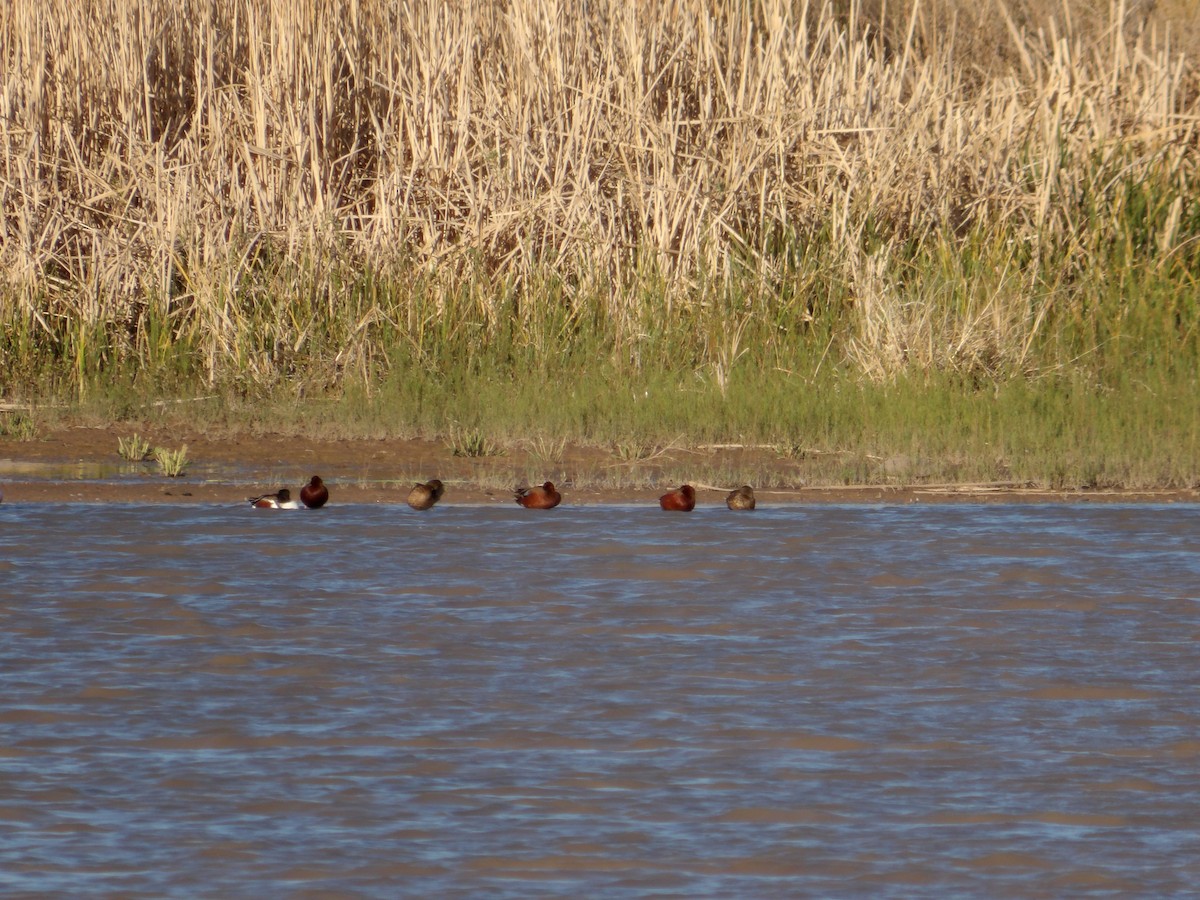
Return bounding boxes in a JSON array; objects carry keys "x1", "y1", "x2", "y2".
[
  {"x1": 251, "y1": 476, "x2": 442, "y2": 510},
  {"x1": 516, "y1": 482, "x2": 756, "y2": 511},
  {"x1": 251, "y1": 477, "x2": 757, "y2": 511}
]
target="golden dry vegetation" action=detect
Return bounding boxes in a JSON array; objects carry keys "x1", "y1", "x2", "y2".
[{"x1": 1, "y1": 0, "x2": 1198, "y2": 489}]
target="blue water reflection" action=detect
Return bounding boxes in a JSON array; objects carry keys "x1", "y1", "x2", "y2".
[{"x1": 1, "y1": 502, "x2": 1198, "y2": 896}]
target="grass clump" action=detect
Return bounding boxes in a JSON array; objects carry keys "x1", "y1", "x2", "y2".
[
  {"x1": 0, "y1": 411, "x2": 38, "y2": 441},
  {"x1": 153, "y1": 445, "x2": 190, "y2": 477},
  {"x1": 612, "y1": 440, "x2": 675, "y2": 465},
  {"x1": 528, "y1": 435, "x2": 567, "y2": 466},
  {"x1": 117, "y1": 433, "x2": 152, "y2": 462},
  {"x1": 448, "y1": 429, "x2": 505, "y2": 459}
]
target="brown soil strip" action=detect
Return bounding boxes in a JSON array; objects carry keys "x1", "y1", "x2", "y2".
[{"x1": 1, "y1": 427, "x2": 1196, "y2": 506}]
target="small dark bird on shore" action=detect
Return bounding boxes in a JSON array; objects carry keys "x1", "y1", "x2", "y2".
[
  {"x1": 659, "y1": 484, "x2": 696, "y2": 511},
  {"x1": 515, "y1": 481, "x2": 562, "y2": 509},
  {"x1": 248, "y1": 488, "x2": 300, "y2": 509},
  {"x1": 726, "y1": 485, "x2": 756, "y2": 510},
  {"x1": 300, "y1": 475, "x2": 329, "y2": 509},
  {"x1": 407, "y1": 479, "x2": 445, "y2": 510}
]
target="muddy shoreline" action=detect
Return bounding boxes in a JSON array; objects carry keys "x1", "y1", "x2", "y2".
[{"x1": 1, "y1": 427, "x2": 1196, "y2": 506}]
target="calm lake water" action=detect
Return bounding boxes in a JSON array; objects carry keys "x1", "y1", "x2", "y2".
[{"x1": 1, "y1": 501, "x2": 1198, "y2": 897}]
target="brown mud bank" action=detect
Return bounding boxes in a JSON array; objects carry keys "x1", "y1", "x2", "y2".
[{"x1": 1, "y1": 427, "x2": 1196, "y2": 506}]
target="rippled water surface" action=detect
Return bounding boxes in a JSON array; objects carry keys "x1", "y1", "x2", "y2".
[{"x1": 2, "y1": 502, "x2": 1198, "y2": 897}]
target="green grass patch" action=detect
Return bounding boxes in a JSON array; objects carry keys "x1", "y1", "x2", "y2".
[
  {"x1": 153, "y1": 445, "x2": 191, "y2": 478},
  {"x1": 117, "y1": 433, "x2": 153, "y2": 461},
  {"x1": 2, "y1": 215, "x2": 1197, "y2": 491}
]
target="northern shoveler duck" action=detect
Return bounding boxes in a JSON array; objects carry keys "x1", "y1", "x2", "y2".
[
  {"x1": 659, "y1": 484, "x2": 696, "y2": 511},
  {"x1": 300, "y1": 475, "x2": 329, "y2": 509},
  {"x1": 249, "y1": 488, "x2": 301, "y2": 509},
  {"x1": 726, "y1": 485, "x2": 756, "y2": 510},
  {"x1": 514, "y1": 481, "x2": 562, "y2": 509},
  {"x1": 406, "y1": 478, "x2": 445, "y2": 510}
]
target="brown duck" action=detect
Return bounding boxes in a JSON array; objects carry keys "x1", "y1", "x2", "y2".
[
  {"x1": 300, "y1": 475, "x2": 329, "y2": 509},
  {"x1": 725, "y1": 485, "x2": 756, "y2": 510},
  {"x1": 659, "y1": 484, "x2": 696, "y2": 511},
  {"x1": 514, "y1": 481, "x2": 562, "y2": 509},
  {"x1": 406, "y1": 479, "x2": 445, "y2": 510}
]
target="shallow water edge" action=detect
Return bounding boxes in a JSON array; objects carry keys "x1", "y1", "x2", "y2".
[{"x1": 2, "y1": 502, "x2": 1199, "y2": 896}]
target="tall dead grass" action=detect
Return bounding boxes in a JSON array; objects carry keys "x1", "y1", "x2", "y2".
[{"x1": 1, "y1": 0, "x2": 1196, "y2": 385}]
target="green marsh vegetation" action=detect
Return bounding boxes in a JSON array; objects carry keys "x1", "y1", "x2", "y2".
[
  {"x1": 1, "y1": 0, "x2": 1197, "y2": 488},
  {"x1": 448, "y1": 427, "x2": 506, "y2": 460},
  {"x1": 0, "y1": 410, "x2": 39, "y2": 442},
  {"x1": 153, "y1": 445, "x2": 191, "y2": 478},
  {"x1": 117, "y1": 433, "x2": 153, "y2": 462}
]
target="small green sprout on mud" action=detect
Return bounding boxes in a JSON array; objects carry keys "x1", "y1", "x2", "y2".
[
  {"x1": 448, "y1": 428, "x2": 505, "y2": 458},
  {"x1": 118, "y1": 433, "x2": 153, "y2": 461},
  {"x1": 613, "y1": 440, "x2": 675, "y2": 464},
  {"x1": 613, "y1": 441, "x2": 653, "y2": 463},
  {"x1": 0, "y1": 411, "x2": 38, "y2": 441},
  {"x1": 153, "y1": 444, "x2": 190, "y2": 477},
  {"x1": 528, "y1": 435, "x2": 567, "y2": 466}
]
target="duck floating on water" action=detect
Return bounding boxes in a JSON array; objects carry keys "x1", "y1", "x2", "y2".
[
  {"x1": 514, "y1": 481, "x2": 562, "y2": 509},
  {"x1": 407, "y1": 479, "x2": 445, "y2": 510},
  {"x1": 300, "y1": 475, "x2": 329, "y2": 509},
  {"x1": 726, "y1": 485, "x2": 756, "y2": 510},
  {"x1": 249, "y1": 488, "x2": 301, "y2": 509},
  {"x1": 659, "y1": 484, "x2": 696, "y2": 511}
]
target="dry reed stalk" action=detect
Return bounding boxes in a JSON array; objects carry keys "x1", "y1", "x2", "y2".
[
  {"x1": 0, "y1": 0, "x2": 1195, "y2": 383},
  {"x1": 843, "y1": 238, "x2": 1053, "y2": 381}
]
